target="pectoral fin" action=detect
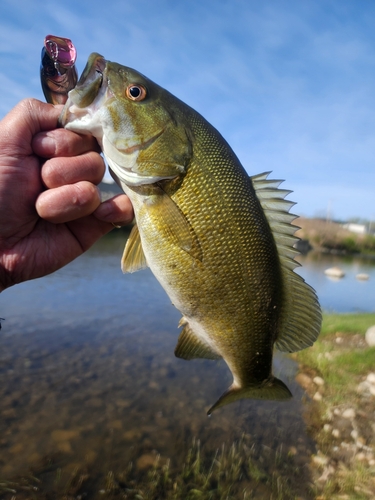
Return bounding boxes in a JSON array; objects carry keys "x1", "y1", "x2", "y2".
[
  {"x1": 175, "y1": 321, "x2": 221, "y2": 360},
  {"x1": 121, "y1": 224, "x2": 148, "y2": 273},
  {"x1": 207, "y1": 377, "x2": 292, "y2": 415},
  {"x1": 146, "y1": 189, "x2": 202, "y2": 262}
]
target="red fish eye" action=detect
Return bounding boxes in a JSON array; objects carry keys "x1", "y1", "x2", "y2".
[{"x1": 126, "y1": 84, "x2": 147, "y2": 101}]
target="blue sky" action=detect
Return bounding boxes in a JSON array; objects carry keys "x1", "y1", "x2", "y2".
[{"x1": 1, "y1": 0, "x2": 374, "y2": 220}]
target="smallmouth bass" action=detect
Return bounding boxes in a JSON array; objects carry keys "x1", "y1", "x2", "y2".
[{"x1": 60, "y1": 53, "x2": 321, "y2": 414}]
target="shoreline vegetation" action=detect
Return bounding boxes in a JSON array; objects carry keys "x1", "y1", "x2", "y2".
[
  {"x1": 295, "y1": 218, "x2": 375, "y2": 256},
  {"x1": 294, "y1": 313, "x2": 375, "y2": 499}
]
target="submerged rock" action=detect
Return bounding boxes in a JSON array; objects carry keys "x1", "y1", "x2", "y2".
[
  {"x1": 324, "y1": 267, "x2": 345, "y2": 279},
  {"x1": 356, "y1": 273, "x2": 369, "y2": 281}
]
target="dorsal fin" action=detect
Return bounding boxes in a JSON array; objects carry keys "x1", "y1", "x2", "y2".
[{"x1": 251, "y1": 172, "x2": 322, "y2": 352}]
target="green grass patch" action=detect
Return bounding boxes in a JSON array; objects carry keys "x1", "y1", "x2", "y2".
[
  {"x1": 320, "y1": 312, "x2": 375, "y2": 338},
  {"x1": 297, "y1": 313, "x2": 375, "y2": 404},
  {"x1": 295, "y1": 313, "x2": 375, "y2": 499}
]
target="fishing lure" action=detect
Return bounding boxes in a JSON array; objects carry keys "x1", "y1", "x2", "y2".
[{"x1": 40, "y1": 35, "x2": 78, "y2": 105}]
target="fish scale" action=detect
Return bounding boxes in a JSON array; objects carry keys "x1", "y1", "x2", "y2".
[{"x1": 61, "y1": 53, "x2": 321, "y2": 414}]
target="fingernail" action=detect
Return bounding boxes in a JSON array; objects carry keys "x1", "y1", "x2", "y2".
[{"x1": 37, "y1": 134, "x2": 56, "y2": 155}]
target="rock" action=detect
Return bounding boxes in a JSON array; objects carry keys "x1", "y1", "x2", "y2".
[
  {"x1": 116, "y1": 399, "x2": 131, "y2": 408},
  {"x1": 312, "y1": 454, "x2": 328, "y2": 466},
  {"x1": 324, "y1": 266, "x2": 345, "y2": 278},
  {"x1": 366, "y1": 372, "x2": 375, "y2": 384},
  {"x1": 357, "y1": 381, "x2": 371, "y2": 395},
  {"x1": 51, "y1": 429, "x2": 80, "y2": 442},
  {"x1": 86, "y1": 397, "x2": 103, "y2": 408},
  {"x1": 313, "y1": 392, "x2": 323, "y2": 401},
  {"x1": 136, "y1": 453, "x2": 159, "y2": 470},
  {"x1": 9, "y1": 443, "x2": 24, "y2": 454},
  {"x1": 27, "y1": 452, "x2": 42, "y2": 464},
  {"x1": 356, "y1": 273, "x2": 369, "y2": 280},
  {"x1": 85, "y1": 450, "x2": 98, "y2": 465},
  {"x1": 342, "y1": 408, "x2": 356, "y2": 420},
  {"x1": 313, "y1": 376, "x2": 325, "y2": 386},
  {"x1": 295, "y1": 372, "x2": 313, "y2": 389},
  {"x1": 334, "y1": 418, "x2": 352, "y2": 433},
  {"x1": 355, "y1": 441, "x2": 364, "y2": 450},
  {"x1": 323, "y1": 424, "x2": 332, "y2": 432},
  {"x1": 317, "y1": 465, "x2": 335, "y2": 482},
  {"x1": 355, "y1": 452, "x2": 366, "y2": 461},
  {"x1": 56, "y1": 441, "x2": 73, "y2": 453},
  {"x1": 288, "y1": 446, "x2": 298, "y2": 456},
  {"x1": 365, "y1": 326, "x2": 375, "y2": 347},
  {"x1": 108, "y1": 420, "x2": 123, "y2": 430},
  {"x1": 351, "y1": 430, "x2": 359, "y2": 440},
  {"x1": 123, "y1": 429, "x2": 143, "y2": 441},
  {"x1": 332, "y1": 429, "x2": 340, "y2": 438}
]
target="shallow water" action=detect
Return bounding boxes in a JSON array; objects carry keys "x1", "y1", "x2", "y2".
[
  {"x1": 297, "y1": 251, "x2": 375, "y2": 313},
  {"x1": 0, "y1": 233, "x2": 317, "y2": 498}
]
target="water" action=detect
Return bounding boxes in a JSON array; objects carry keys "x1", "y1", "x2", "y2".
[
  {"x1": 2, "y1": 234, "x2": 370, "y2": 498},
  {"x1": 297, "y1": 252, "x2": 375, "y2": 313}
]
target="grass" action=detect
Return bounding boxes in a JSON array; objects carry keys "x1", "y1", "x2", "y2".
[
  {"x1": 320, "y1": 313, "x2": 375, "y2": 336},
  {"x1": 296, "y1": 313, "x2": 375, "y2": 404},
  {"x1": 0, "y1": 436, "x2": 311, "y2": 500}
]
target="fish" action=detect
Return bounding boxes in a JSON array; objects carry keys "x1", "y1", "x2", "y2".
[
  {"x1": 40, "y1": 35, "x2": 78, "y2": 105},
  {"x1": 60, "y1": 53, "x2": 321, "y2": 414}
]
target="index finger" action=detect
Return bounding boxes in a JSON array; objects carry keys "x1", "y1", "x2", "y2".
[
  {"x1": 32, "y1": 128, "x2": 101, "y2": 158},
  {"x1": 0, "y1": 99, "x2": 61, "y2": 156}
]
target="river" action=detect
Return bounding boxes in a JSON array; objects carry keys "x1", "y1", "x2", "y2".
[{"x1": 0, "y1": 233, "x2": 373, "y2": 498}]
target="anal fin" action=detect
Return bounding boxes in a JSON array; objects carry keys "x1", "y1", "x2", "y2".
[{"x1": 175, "y1": 321, "x2": 221, "y2": 360}]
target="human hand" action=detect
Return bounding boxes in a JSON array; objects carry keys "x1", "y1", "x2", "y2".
[{"x1": 0, "y1": 98, "x2": 133, "y2": 291}]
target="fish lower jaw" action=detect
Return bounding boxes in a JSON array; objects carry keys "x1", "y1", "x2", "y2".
[
  {"x1": 106, "y1": 157, "x2": 177, "y2": 188},
  {"x1": 62, "y1": 104, "x2": 104, "y2": 134}
]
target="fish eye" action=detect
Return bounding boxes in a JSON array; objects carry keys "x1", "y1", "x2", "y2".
[{"x1": 125, "y1": 84, "x2": 147, "y2": 101}]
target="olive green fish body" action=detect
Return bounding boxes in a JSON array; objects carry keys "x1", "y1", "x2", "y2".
[{"x1": 61, "y1": 54, "x2": 321, "y2": 413}]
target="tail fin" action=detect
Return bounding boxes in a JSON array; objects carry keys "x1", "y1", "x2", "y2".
[{"x1": 207, "y1": 377, "x2": 292, "y2": 415}]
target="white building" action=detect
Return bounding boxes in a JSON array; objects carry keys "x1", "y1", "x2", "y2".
[{"x1": 342, "y1": 223, "x2": 367, "y2": 234}]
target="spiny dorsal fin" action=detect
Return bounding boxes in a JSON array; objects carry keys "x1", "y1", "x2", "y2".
[
  {"x1": 121, "y1": 224, "x2": 148, "y2": 273},
  {"x1": 175, "y1": 320, "x2": 221, "y2": 360},
  {"x1": 251, "y1": 172, "x2": 321, "y2": 352}
]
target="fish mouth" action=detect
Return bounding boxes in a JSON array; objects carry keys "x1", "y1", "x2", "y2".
[
  {"x1": 59, "y1": 53, "x2": 108, "y2": 126},
  {"x1": 68, "y1": 53, "x2": 107, "y2": 109}
]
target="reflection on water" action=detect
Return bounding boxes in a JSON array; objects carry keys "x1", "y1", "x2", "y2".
[
  {"x1": 0, "y1": 233, "x2": 316, "y2": 498},
  {"x1": 297, "y1": 252, "x2": 375, "y2": 313}
]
